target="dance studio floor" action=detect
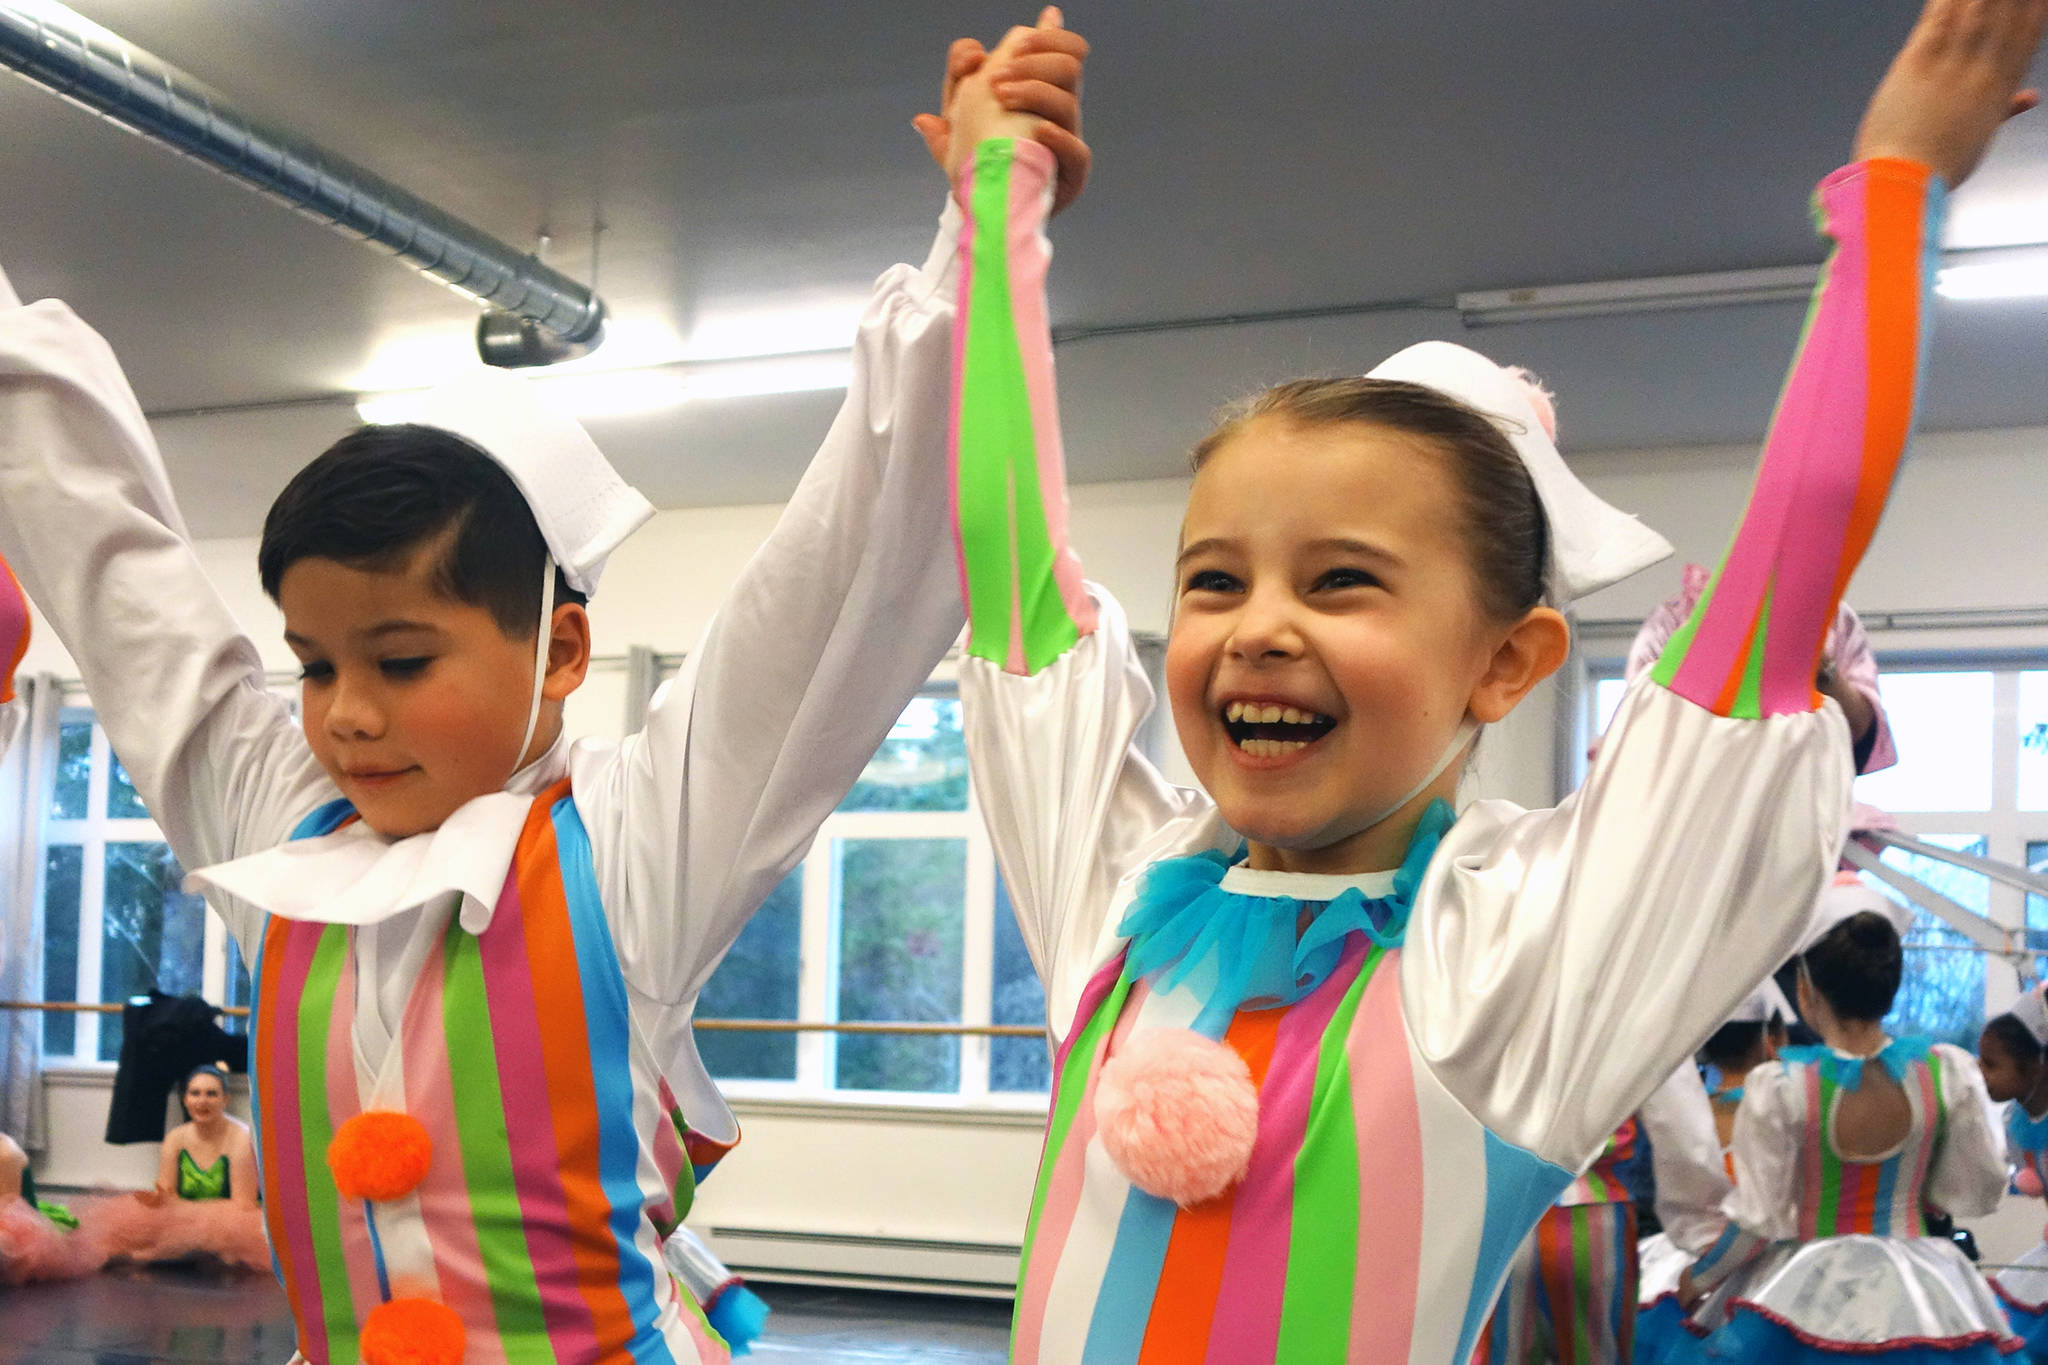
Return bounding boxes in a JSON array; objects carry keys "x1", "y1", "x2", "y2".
[{"x1": 0, "y1": 1264, "x2": 1013, "y2": 1363}]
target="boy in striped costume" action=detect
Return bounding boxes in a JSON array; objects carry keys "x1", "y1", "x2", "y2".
[
  {"x1": 941, "y1": 0, "x2": 2044, "y2": 1359},
  {"x1": 0, "y1": 14, "x2": 1089, "y2": 1362}
]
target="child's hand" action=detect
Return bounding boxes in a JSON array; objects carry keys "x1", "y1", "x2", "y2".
[
  {"x1": 914, "y1": 7, "x2": 1092, "y2": 215},
  {"x1": 1855, "y1": 0, "x2": 2046, "y2": 187}
]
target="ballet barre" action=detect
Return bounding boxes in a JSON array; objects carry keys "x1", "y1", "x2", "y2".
[{"x1": 0, "y1": 999, "x2": 1042, "y2": 1038}]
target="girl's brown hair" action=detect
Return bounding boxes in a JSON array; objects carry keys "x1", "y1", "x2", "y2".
[{"x1": 1190, "y1": 378, "x2": 1550, "y2": 622}]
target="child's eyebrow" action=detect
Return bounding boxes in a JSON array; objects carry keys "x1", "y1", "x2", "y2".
[
  {"x1": 1174, "y1": 537, "x2": 1234, "y2": 567},
  {"x1": 1302, "y1": 536, "x2": 1402, "y2": 566},
  {"x1": 360, "y1": 619, "x2": 441, "y2": 639}
]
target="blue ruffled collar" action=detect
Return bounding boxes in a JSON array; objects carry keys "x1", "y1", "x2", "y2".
[
  {"x1": 2010, "y1": 1096, "x2": 2048, "y2": 1154},
  {"x1": 1116, "y1": 799, "x2": 1453, "y2": 1032},
  {"x1": 1780, "y1": 1036, "x2": 1932, "y2": 1092}
]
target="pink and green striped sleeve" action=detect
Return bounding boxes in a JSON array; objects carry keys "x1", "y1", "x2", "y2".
[
  {"x1": 950, "y1": 136, "x2": 1097, "y2": 676},
  {"x1": 1652, "y1": 159, "x2": 1945, "y2": 717}
]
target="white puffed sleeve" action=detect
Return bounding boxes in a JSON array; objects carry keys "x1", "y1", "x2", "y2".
[
  {"x1": 1402, "y1": 674, "x2": 1852, "y2": 1167},
  {"x1": 959, "y1": 585, "x2": 1230, "y2": 1040},
  {"x1": 1926, "y1": 1044, "x2": 2009, "y2": 1219},
  {"x1": 1640, "y1": 1063, "x2": 1735, "y2": 1255}
]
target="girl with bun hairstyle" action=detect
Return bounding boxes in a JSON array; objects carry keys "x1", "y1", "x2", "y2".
[{"x1": 1673, "y1": 883, "x2": 2012, "y2": 1363}]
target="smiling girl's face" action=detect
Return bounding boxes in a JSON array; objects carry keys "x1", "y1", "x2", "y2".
[{"x1": 1166, "y1": 414, "x2": 1565, "y2": 875}]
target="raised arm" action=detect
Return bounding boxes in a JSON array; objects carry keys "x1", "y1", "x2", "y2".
[
  {"x1": 580, "y1": 23, "x2": 1097, "y2": 1006},
  {"x1": 0, "y1": 267, "x2": 333, "y2": 946},
  {"x1": 1407, "y1": 0, "x2": 2046, "y2": 1171}
]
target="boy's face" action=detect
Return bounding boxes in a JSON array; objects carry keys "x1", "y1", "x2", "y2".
[{"x1": 280, "y1": 547, "x2": 550, "y2": 838}]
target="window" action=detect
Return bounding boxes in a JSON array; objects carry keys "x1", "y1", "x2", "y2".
[
  {"x1": 39, "y1": 711, "x2": 247, "y2": 1063},
  {"x1": 693, "y1": 689, "x2": 1053, "y2": 1100},
  {"x1": 1582, "y1": 661, "x2": 2048, "y2": 1049}
]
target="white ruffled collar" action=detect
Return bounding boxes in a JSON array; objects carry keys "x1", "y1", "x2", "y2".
[
  {"x1": 184, "y1": 734, "x2": 572, "y2": 934},
  {"x1": 1217, "y1": 863, "x2": 1399, "y2": 902}
]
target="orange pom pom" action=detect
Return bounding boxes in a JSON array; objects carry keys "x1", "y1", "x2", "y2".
[
  {"x1": 327, "y1": 1111, "x2": 433, "y2": 1203},
  {"x1": 361, "y1": 1296, "x2": 465, "y2": 1365}
]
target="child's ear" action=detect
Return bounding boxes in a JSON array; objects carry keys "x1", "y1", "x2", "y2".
[
  {"x1": 1467, "y1": 606, "x2": 1570, "y2": 725},
  {"x1": 542, "y1": 603, "x2": 593, "y2": 701}
]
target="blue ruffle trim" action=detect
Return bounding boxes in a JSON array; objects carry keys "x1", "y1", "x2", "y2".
[
  {"x1": 1780, "y1": 1036, "x2": 1933, "y2": 1092},
  {"x1": 1116, "y1": 798, "x2": 1453, "y2": 1018},
  {"x1": 2010, "y1": 1101, "x2": 2048, "y2": 1158},
  {"x1": 1666, "y1": 1304, "x2": 2016, "y2": 1365}
]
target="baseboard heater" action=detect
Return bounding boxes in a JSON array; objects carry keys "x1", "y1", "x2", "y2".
[{"x1": 699, "y1": 1225, "x2": 1021, "y2": 1300}]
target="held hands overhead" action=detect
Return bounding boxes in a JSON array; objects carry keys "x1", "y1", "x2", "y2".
[
  {"x1": 914, "y1": 6, "x2": 1091, "y2": 214},
  {"x1": 1855, "y1": 0, "x2": 2046, "y2": 185}
]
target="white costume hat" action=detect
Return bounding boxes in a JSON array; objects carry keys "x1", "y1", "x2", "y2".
[
  {"x1": 1364, "y1": 342, "x2": 1672, "y2": 603},
  {"x1": 2009, "y1": 987, "x2": 2048, "y2": 1046},
  {"x1": 1798, "y1": 874, "x2": 1915, "y2": 955},
  {"x1": 410, "y1": 368, "x2": 654, "y2": 597},
  {"x1": 1727, "y1": 977, "x2": 1796, "y2": 1026}
]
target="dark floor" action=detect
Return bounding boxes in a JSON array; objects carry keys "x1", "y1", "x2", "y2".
[{"x1": 0, "y1": 1264, "x2": 1012, "y2": 1363}]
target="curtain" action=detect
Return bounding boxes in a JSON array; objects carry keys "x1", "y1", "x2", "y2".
[{"x1": 0, "y1": 674, "x2": 60, "y2": 1150}]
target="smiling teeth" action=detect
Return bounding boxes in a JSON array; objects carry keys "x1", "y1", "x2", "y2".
[
  {"x1": 1224, "y1": 701, "x2": 1329, "y2": 725},
  {"x1": 1240, "y1": 738, "x2": 1310, "y2": 757}
]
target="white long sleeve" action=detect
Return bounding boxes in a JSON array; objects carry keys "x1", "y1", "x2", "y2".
[
  {"x1": 0, "y1": 201, "x2": 973, "y2": 1017},
  {"x1": 1925, "y1": 1044, "x2": 2008, "y2": 1219},
  {"x1": 1641, "y1": 1063, "x2": 1735, "y2": 1254}
]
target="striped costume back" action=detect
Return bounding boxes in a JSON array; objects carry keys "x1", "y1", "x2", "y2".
[
  {"x1": 250, "y1": 779, "x2": 732, "y2": 1364},
  {"x1": 1795, "y1": 1049, "x2": 1946, "y2": 1239}
]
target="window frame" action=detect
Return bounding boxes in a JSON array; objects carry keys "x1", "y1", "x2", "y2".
[{"x1": 1574, "y1": 648, "x2": 2048, "y2": 1037}]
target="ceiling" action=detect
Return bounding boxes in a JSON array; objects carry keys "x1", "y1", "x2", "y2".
[{"x1": 1, "y1": 0, "x2": 2044, "y2": 536}]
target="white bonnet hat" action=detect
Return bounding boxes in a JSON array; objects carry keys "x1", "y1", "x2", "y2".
[
  {"x1": 1726, "y1": 977, "x2": 1796, "y2": 1026},
  {"x1": 1798, "y1": 874, "x2": 1915, "y2": 955},
  {"x1": 410, "y1": 369, "x2": 655, "y2": 597},
  {"x1": 2009, "y1": 986, "x2": 2048, "y2": 1046},
  {"x1": 1364, "y1": 341, "x2": 1672, "y2": 603}
]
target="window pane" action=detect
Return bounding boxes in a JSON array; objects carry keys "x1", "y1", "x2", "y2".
[
  {"x1": 1593, "y1": 677, "x2": 1629, "y2": 734},
  {"x1": 51, "y1": 720, "x2": 90, "y2": 820},
  {"x1": 40, "y1": 844, "x2": 82, "y2": 1057},
  {"x1": 97, "y1": 842, "x2": 205, "y2": 1062},
  {"x1": 1853, "y1": 672, "x2": 1993, "y2": 812},
  {"x1": 839, "y1": 696, "x2": 968, "y2": 813},
  {"x1": 223, "y1": 938, "x2": 253, "y2": 1036},
  {"x1": 697, "y1": 871, "x2": 802, "y2": 1081},
  {"x1": 991, "y1": 879, "x2": 1051, "y2": 1092},
  {"x1": 832, "y1": 837, "x2": 964, "y2": 1092},
  {"x1": 1875, "y1": 837, "x2": 1988, "y2": 1049},
  {"x1": 107, "y1": 750, "x2": 149, "y2": 819},
  {"x1": 2020, "y1": 673, "x2": 2048, "y2": 810}
]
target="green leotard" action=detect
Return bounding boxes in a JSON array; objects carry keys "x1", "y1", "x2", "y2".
[{"x1": 176, "y1": 1148, "x2": 230, "y2": 1201}]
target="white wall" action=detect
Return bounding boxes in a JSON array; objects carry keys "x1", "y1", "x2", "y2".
[{"x1": 22, "y1": 423, "x2": 2048, "y2": 1286}]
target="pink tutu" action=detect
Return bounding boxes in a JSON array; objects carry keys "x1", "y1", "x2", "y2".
[
  {"x1": 0, "y1": 1194, "x2": 108, "y2": 1285},
  {"x1": 74, "y1": 1191, "x2": 271, "y2": 1272}
]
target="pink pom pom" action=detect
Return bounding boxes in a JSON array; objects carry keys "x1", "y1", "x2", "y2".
[
  {"x1": 1503, "y1": 365, "x2": 1559, "y2": 442},
  {"x1": 1094, "y1": 1028, "x2": 1259, "y2": 1206}
]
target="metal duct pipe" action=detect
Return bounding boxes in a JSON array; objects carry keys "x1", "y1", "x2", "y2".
[{"x1": 0, "y1": 0, "x2": 605, "y2": 361}]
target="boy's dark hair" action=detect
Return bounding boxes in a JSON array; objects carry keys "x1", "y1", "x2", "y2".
[
  {"x1": 1700, "y1": 1020, "x2": 1768, "y2": 1072},
  {"x1": 1984, "y1": 1013, "x2": 2046, "y2": 1071},
  {"x1": 1801, "y1": 910, "x2": 1904, "y2": 1023},
  {"x1": 258, "y1": 424, "x2": 584, "y2": 635}
]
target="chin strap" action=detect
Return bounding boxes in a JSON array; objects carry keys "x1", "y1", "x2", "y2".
[
  {"x1": 1360, "y1": 716, "x2": 1478, "y2": 832},
  {"x1": 513, "y1": 557, "x2": 558, "y2": 784}
]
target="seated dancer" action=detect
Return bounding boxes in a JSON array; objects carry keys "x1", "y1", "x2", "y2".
[
  {"x1": 73, "y1": 1063, "x2": 270, "y2": 1273},
  {"x1": 1979, "y1": 985, "x2": 2048, "y2": 1360},
  {"x1": 1674, "y1": 884, "x2": 2014, "y2": 1363},
  {"x1": 0, "y1": 1130, "x2": 106, "y2": 1285}
]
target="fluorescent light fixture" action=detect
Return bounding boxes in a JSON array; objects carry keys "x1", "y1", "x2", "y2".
[
  {"x1": 356, "y1": 348, "x2": 851, "y2": 424},
  {"x1": 1936, "y1": 246, "x2": 2048, "y2": 302},
  {"x1": 1457, "y1": 266, "x2": 1820, "y2": 326}
]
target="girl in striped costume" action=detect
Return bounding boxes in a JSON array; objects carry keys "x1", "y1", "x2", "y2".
[
  {"x1": 942, "y1": 2, "x2": 2045, "y2": 1360},
  {"x1": 1978, "y1": 987, "x2": 2048, "y2": 1359},
  {"x1": 1673, "y1": 897, "x2": 2012, "y2": 1362}
]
